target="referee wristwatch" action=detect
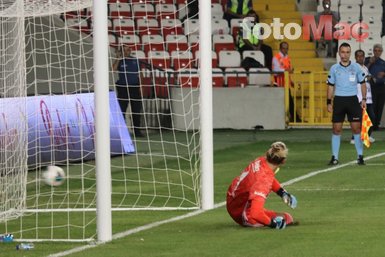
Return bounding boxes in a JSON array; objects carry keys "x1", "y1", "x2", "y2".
[{"x1": 362, "y1": 98, "x2": 367, "y2": 101}]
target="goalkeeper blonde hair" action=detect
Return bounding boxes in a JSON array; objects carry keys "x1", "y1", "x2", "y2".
[{"x1": 266, "y1": 141, "x2": 288, "y2": 165}]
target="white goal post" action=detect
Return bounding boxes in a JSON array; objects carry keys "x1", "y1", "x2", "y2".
[{"x1": 0, "y1": 0, "x2": 213, "y2": 242}]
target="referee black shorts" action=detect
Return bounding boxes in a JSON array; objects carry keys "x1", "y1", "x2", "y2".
[{"x1": 332, "y1": 95, "x2": 362, "y2": 123}]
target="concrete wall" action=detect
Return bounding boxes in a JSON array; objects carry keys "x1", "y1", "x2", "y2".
[{"x1": 171, "y1": 87, "x2": 286, "y2": 130}]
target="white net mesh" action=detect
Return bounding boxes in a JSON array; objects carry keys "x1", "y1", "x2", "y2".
[{"x1": 0, "y1": 0, "x2": 202, "y2": 241}]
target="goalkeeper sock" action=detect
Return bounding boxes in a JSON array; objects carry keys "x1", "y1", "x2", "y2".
[
  {"x1": 331, "y1": 134, "x2": 341, "y2": 159},
  {"x1": 353, "y1": 133, "x2": 363, "y2": 155}
]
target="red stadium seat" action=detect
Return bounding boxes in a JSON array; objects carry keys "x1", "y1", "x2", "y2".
[
  {"x1": 225, "y1": 68, "x2": 248, "y2": 87},
  {"x1": 171, "y1": 50, "x2": 193, "y2": 70},
  {"x1": 142, "y1": 35, "x2": 165, "y2": 52},
  {"x1": 113, "y1": 18, "x2": 135, "y2": 35},
  {"x1": 166, "y1": 35, "x2": 189, "y2": 52},
  {"x1": 109, "y1": 2, "x2": 131, "y2": 18},
  {"x1": 148, "y1": 50, "x2": 171, "y2": 69}
]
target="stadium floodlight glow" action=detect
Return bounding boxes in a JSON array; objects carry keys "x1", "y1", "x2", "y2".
[{"x1": 242, "y1": 15, "x2": 369, "y2": 42}]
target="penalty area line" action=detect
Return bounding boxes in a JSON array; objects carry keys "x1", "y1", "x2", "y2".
[{"x1": 48, "y1": 151, "x2": 385, "y2": 257}]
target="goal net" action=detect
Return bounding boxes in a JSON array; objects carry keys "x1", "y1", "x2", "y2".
[{"x1": 0, "y1": 0, "x2": 203, "y2": 241}]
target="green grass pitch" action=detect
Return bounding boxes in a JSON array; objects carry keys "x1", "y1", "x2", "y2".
[{"x1": 2, "y1": 129, "x2": 385, "y2": 257}]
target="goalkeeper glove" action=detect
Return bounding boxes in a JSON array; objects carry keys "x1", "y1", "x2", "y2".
[
  {"x1": 269, "y1": 216, "x2": 286, "y2": 230},
  {"x1": 277, "y1": 188, "x2": 297, "y2": 209}
]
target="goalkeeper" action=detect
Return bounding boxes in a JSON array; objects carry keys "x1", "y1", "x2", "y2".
[{"x1": 226, "y1": 142, "x2": 297, "y2": 230}]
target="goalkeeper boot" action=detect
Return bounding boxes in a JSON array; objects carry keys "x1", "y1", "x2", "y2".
[
  {"x1": 328, "y1": 155, "x2": 339, "y2": 165},
  {"x1": 357, "y1": 155, "x2": 365, "y2": 165}
]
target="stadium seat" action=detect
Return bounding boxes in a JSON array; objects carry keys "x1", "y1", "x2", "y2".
[
  {"x1": 362, "y1": 3, "x2": 383, "y2": 14},
  {"x1": 338, "y1": 4, "x2": 360, "y2": 14},
  {"x1": 148, "y1": 50, "x2": 171, "y2": 70},
  {"x1": 242, "y1": 50, "x2": 265, "y2": 66},
  {"x1": 230, "y1": 19, "x2": 243, "y2": 39},
  {"x1": 130, "y1": 0, "x2": 153, "y2": 3},
  {"x1": 109, "y1": 34, "x2": 117, "y2": 47},
  {"x1": 161, "y1": 19, "x2": 184, "y2": 37},
  {"x1": 130, "y1": 50, "x2": 146, "y2": 60},
  {"x1": 213, "y1": 34, "x2": 235, "y2": 55},
  {"x1": 212, "y1": 19, "x2": 230, "y2": 34},
  {"x1": 155, "y1": 3, "x2": 177, "y2": 20},
  {"x1": 178, "y1": 68, "x2": 200, "y2": 87},
  {"x1": 171, "y1": 50, "x2": 194, "y2": 70},
  {"x1": 248, "y1": 68, "x2": 271, "y2": 86},
  {"x1": 225, "y1": 68, "x2": 248, "y2": 87},
  {"x1": 137, "y1": 19, "x2": 160, "y2": 36},
  {"x1": 184, "y1": 19, "x2": 199, "y2": 35},
  {"x1": 113, "y1": 18, "x2": 135, "y2": 35},
  {"x1": 159, "y1": 0, "x2": 175, "y2": 4},
  {"x1": 219, "y1": 50, "x2": 241, "y2": 68},
  {"x1": 177, "y1": 3, "x2": 188, "y2": 20},
  {"x1": 118, "y1": 34, "x2": 141, "y2": 50},
  {"x1": 142, "y1": 34, "x2": 165, "y2": 52},
  {"x1": 188, "y1": 34, "x2": 200, "y2": 56},
  {"x1": 109, "y1": 2, "x2": 131, "y2": 18},
  {"x1": 195, "y1": 50, "x2": 218, "y2": 68},
  {"x1": 166, "y1": 34, "x2": 189, "y2": 52},
  {"x1": 212, "y1": 68, "x2": 225, "y2": 87},
  {"x1": 211, "y1": 3, "x2": 224, "y2": 17},
  {"x1": 132, "y1": 3, "x2": 156, "y2": 20}
]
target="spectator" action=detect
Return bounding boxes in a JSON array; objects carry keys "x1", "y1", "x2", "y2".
[
  {"x1": 223, "y1": 0, "x2": 253, "y2": 26},
  {"x1": 113, "y1": 45, "x2": 144, "y2": 137},
  {"x1": 226, "y1": 141, "x2": 297, "y2": 229},
  {"x1": 272, "y1": 42, "x2": 301, "y2": 122},
  {"x1": 365, "y1": 44, "x2": 385, "y2": 131},
  {"x1": 237, "y1": 10, "x2": 273, "y2": 70},
  {"x1": 315, "y1": 0, "x2": 339, "y2": 57},
  {"x1": 350, "y1": 50, "x2": 375, "y2": 144},
  {"x1": 327, "y1": 43, "x2": 366, "y2": 165}
]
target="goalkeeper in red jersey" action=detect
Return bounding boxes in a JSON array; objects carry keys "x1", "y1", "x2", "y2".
[{"x1": 226, "y1": 142, "x2": 297, "y2": 230}]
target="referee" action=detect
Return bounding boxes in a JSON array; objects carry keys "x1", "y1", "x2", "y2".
[{"x1": 326, "y1": 42, "x2": 367, "y2": 165}]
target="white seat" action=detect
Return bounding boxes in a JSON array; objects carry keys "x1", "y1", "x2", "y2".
[
  {"x1": 177, "y1": 3, "x2": 188, "y2": 20},
  {"x1": 212, "y1": 19, "x2": 230, "y2": 34},
  {"x1": 212, "y1": 34, "x2": 234, "y2": 44},
  {"x1": 155, "y1": 3, "x2": 176, "y2": 19},
  {"x1": 109, "y1": 2, "x2": 131, "y2": 17},
  {"x1": 339, "y1": 4, "x2": 360, "y2": 14},
  {"x1": 132, "y1": 3, "x2": 155, "y2": 15},
  {"x1": 184, "y1": 19, "x2": 199, "y2": 35},
  {"x1": 362, "y1": 15, "x2": 382, "y2": 25},
  {"x1": 142, "y1": 34, "x2": 164, "y2": 44},
  {"x1": 114, "y1": 18, "x2": 135, "y2": 27},
  {"x1": 211, "y1": 3, "x2": 224, "y2": 16},
  {"x1": 137, "y1": 18, "x2": 159, "y2": 29},
  {"x1": 166, "y1": 34, "x2": 188, "y2": 43},
  {"x1": 155, "y1": 3, "x2": 176, "y2": 14},
  {"x1": 339, "y1": 12, "x2": 360, "y2": 24},
  {"x1": 195, "y1": 50, "x2": 218, "y2": 68},
  {"x1": 161, "y1": 19, "x2": 182, "y2": 28},
  {"x1": 248, "y1": 68, "x2": 271, "y2": 86},
  {"x1": 188, "y1": 34, "x2": 200, "y2": 45},
  {"x1": 219, "y1": 50, "x2": 241, "y2": 68},
  {"x1": 130, "y1": 50, "x2": 146, "y2": 59},
  {"x1": 118, "y1": 34, "x2": 140, "y2": 44},
  {"x1": 242, "y1": 50, "x2": 265, "y2": 66},
  {"x1": 148, "y1": 50, "x2": 170, "y2": 59}
]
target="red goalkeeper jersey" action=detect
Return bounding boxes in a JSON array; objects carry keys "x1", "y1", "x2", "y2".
[{"x1": 226, "y1": 156, "x2": 281, "y2": 225}]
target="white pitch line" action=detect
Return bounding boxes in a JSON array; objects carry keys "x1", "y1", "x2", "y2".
[{"x1": 48, "y1": 152, "x2": 385, "y2": 257}]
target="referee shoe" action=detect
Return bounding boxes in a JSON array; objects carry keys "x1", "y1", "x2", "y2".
[
  {"x1": 328, "y1": 155, "x2": 339, "y2": 165},
  {"x1": 357, "y1": 155, "x2": 365, "y2": 165}
]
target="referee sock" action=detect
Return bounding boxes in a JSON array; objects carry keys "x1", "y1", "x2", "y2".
[
  {"x1": 332, "y1": 134, "x2": 341, "y2": 160},
  {"x1": 353, "y1": 133, "x2": 363, "y2": 156}
]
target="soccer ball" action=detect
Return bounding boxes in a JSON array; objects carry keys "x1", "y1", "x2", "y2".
[{"x1": 42, "y1": 166, "x2": 66, "y2": 186}]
